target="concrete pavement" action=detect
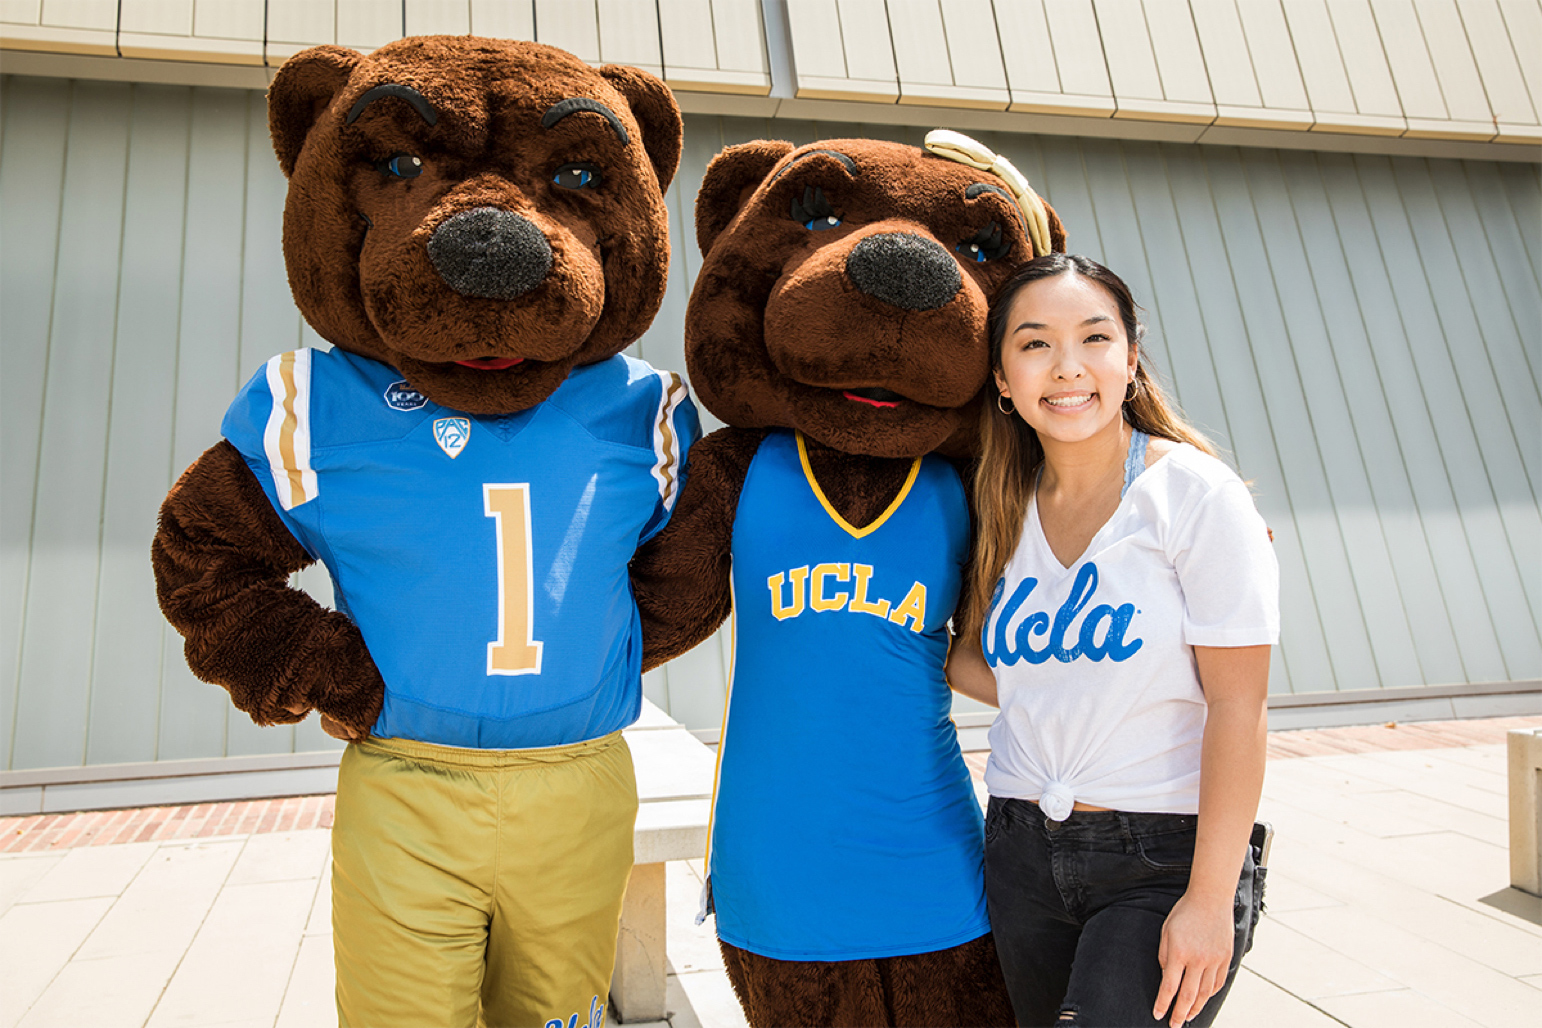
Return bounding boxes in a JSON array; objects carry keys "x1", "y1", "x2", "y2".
[{"x1": 3, "y1": 716, "x2": 1539, "y2": 1028}]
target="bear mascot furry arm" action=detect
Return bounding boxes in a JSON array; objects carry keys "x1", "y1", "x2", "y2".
[
  {"x1": 153, "y1": 37, "x2": 683, "y2": 740},
  {"x1": 630, "y1": 138, "x2": 1066, "y2": 1028}
]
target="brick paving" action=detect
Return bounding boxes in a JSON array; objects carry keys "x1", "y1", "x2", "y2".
[
  {"x1": 6, "y1": 715, "x2": 1539, "y2": 855},
  {"x1": 1262, "y1": 713, "x2": 1542, "y2": 758},
  {"x1": 0, "y1": 793, "x2": 335, "y2": 854}
]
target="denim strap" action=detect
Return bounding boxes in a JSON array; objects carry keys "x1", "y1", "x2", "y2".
[{"x1": 1122, "y1": 429, "x2": 1149, "y2": 498}]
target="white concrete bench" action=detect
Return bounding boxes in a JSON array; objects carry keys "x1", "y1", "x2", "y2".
[
  {"x1": 1508, "y1": 728, "x2": 1542, "y2": 897},
  {"x1": 613, "y1": 700, "x2": 716, "y2": 1023}
]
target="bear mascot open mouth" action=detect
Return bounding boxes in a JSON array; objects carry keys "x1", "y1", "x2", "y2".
[{"x1": 271, "y1": 36, "x2": 680, "y2": 415}]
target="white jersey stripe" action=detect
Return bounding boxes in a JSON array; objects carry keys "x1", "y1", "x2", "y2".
[
  {"x1": 650, "y1": 369, "x2": 688, "y2": 515},
  {"x1": 262, "y1": 349, "x2": 318, "y2": 510}
]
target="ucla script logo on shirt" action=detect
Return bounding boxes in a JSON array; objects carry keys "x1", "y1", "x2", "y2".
[{"x1": 984, "y1": 562, "x2": 1143, "y2": 667}]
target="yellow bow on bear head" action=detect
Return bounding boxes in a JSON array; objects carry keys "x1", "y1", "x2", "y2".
[{"x1": 923, "y1": 129, "x2": 1051, "y2": 259}]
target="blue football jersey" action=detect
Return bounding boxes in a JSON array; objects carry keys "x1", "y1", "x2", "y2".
[
  {"x1": 707, "y1": 430, "x2": 989, "y2": 960},
  {"x1": 222, "y1": 347, "x2": 700, "y2": 749}
]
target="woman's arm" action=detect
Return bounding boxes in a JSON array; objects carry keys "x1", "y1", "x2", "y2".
[
  {"x1": 944, "y1": 631, "x2": 999, "y2": 707},
  {"x1": 1153, "y1": 643, "x2": 1270, "y2": 1028}
]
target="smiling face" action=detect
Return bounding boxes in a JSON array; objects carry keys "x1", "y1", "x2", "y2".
[
  {"x1": 269, "y1": 37, "x2": 680, "y2": 414},
  {"x1": 686, "y1": 139, "x2": 1065, "y2": 459},
  {"x1": 993, "y1": 271, "x2": 1137, "y2": 448}
]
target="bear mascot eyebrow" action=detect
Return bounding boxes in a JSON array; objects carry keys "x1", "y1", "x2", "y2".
[
  {"x1": 151, "y1": 36, "x2": 697, "y2": 1028},
  {"x1": 630, "y1": 137, "x2": 1066, "y2": 1027}
]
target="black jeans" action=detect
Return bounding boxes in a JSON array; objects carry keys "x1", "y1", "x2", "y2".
[{"x1": 983, "y1": 797, "x2": 1263, "y2": 1027}]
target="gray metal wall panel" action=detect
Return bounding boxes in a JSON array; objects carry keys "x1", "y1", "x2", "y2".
[
  {"x1": 0, "y1": 76, "x2": 69, "y2": 772},
  {"x1": 12, "y1": 79, "x2": 131, "y2": 770},
  {"x1": 1240, "y1": 148, "x2": 1423, "y2": 690},
  {"x1": 1315, "y1": 152, "x2": 1513, "y2": 682},
  {"x1": 1462, "y1": 162, "x2": 1542, "y2": 400},
  {"x1": 1, "y1": 79, "x2": 1537, "y2": 766},
  {"x1": 1357, "y1": 156, "x2": 1542, "y2": 678},
  {"x1": 1496, "y1": 164, "x2": 1542, "y2": 281},
  {"x1": 1273, "y1": 149, "x2": 1465, "y2": 688},
  {"x1": 86, "y1": 83, "x2": 193, "y2": 766}
]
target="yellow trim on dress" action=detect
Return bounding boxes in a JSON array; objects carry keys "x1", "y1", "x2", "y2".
[
  {"x1": 795, "y1": 430, "x2": 921, "y2": 539},
  {"x1": 703, "y1": 578, "x2": 738, "y2": 869}
]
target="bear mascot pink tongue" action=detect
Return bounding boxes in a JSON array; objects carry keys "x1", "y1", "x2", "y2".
[
  {"x1": 630, "y1": 134, "x2": 1066, "y2": 1027},
  {"x1": 152, "y1": 36, "x2": 696, "y2": 1028}
]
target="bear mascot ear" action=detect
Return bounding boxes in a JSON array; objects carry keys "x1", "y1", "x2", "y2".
[
  {"x1": 599, "y1": 64, "x2": 684, "y2": 191},
  {"x1": 268, "y1": 45, "x2": 362, "y2": 178},
  {"x1": 694, "y1": 140, "x2": 795, "y2": 256}
]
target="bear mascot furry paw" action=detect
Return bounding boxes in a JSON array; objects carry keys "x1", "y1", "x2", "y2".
[
  {"x1": 151, "y1": 36, "x2": 695, "y2": 1028},
  {"x1": 630, "y1": 136, "x2": 1066, "y2": 1028}
]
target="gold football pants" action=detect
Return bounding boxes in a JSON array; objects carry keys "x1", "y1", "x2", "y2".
[{"x1": 331, "y1": 731, "x2": 637, "y2": 1028}]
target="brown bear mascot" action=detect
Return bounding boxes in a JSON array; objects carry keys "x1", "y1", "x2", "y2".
[
  {"x1": 151, "y1": 37, "x2": 696, "y2": 1028},
  {"x1": 630, "y1": 134, "x2": 1066, "y2": 1027}
]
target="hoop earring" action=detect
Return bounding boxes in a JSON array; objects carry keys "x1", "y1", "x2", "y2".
[
  {"x1": 1124, "y1": 380, "x2": 1138, "y2": 403},
  {"x1": 997, "y1": 394, "x2": 1015, "y2": 415}
]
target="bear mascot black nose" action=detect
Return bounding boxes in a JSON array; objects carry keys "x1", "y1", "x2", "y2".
[
  {"x1": 428, "y1": 207, "x2": 554, "y2": 300},
  {"x1": 844, "y1": 232, "x2": 961, "y2": 311}
]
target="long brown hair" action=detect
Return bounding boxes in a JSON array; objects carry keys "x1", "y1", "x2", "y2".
[{"x1": 960, "y1": 254, "x2": 1218, "y2": 637}]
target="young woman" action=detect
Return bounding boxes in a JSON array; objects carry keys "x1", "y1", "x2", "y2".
[{"x1": 947, "y1": 254, "x2": 1278, "y2": 1028}]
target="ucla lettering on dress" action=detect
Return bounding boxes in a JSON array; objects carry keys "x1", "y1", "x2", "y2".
[
  {"x1": 766, "y1": 562, "x2": 928, "y2": 632},
  {"x1": 984, "y1": 562, "x2": 1143, "y2": 667}
]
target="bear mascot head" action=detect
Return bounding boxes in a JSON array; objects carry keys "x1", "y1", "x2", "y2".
[
  {"x1": 153, "y1": 36, "x2": 683, "y2": 739},
  {"x1": 269, "y1": 34, "x2": 681, "y2": 413},
  {"x1": 685, "y1": 135, "x2": 1065, "y2": 460}
]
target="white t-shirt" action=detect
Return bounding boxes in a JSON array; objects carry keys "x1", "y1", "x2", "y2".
[{"x1": 983, "y1": 443, "x2": 1279, "y2": 819}]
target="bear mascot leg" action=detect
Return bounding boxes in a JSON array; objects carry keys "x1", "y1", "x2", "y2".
[
  {"x1": 152, "y1": 37, "x2": 696, "y2": 1028},
  {"x1": 630, "y1": 136, "x2": 1066, "y2": 1027},
  {"x1": 722, "y1": 933, "x2": 1014, "y2": 1027}
]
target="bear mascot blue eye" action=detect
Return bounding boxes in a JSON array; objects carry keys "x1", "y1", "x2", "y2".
[
  {"x1": 376, "y1": 152, "x2": 423, "y2": 178},
  {"x1": 554, "y1": 162, "x2": 602, "y2": 189}
]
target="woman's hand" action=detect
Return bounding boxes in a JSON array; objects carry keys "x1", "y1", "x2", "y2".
[
  {"x1": 1154, "y1": 889, "x2": 1235, "y2": 1026},
  {"x1": 944, "y1": 632, "x2": 999, "y2": 707}
]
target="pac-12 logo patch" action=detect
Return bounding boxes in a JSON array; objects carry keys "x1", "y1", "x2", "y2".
[
  {"x1": 383, "y1": 380, "x2": 428, "y2": 410},
  {"x1": 434, "y1": 417, "x2": 471, "y2": 459}
]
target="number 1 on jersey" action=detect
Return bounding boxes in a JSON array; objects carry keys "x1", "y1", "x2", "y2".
[{"x1": 484, "y1": 484, "x2": 544, "y2": 675}]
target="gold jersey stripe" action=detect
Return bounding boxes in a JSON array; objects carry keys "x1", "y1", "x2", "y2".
[
  {"x1": 651, "y1": 370, "x2": 688, "y2": 511},
  {"x1": 261, "y1": 349, "x2": 317, "y2": 510},
  {"x1": 276, "y1": 353, "x2": 308, "y2": 507}
]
